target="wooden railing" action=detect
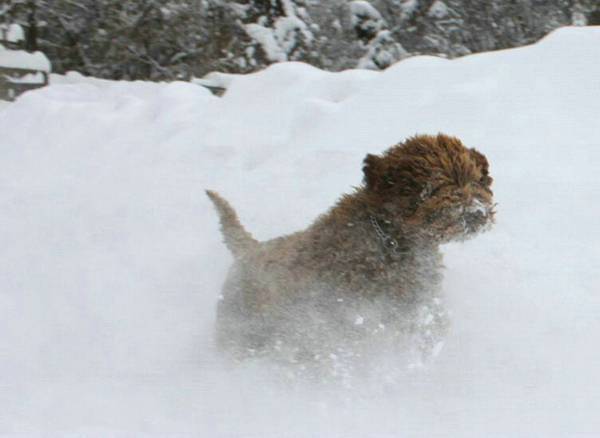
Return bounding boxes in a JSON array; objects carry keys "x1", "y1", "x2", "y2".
[
  {"x1": 0, "y1": 64, "x2": 48, "y2": 101},
  {"x1": 1, "y1": 32, "x2": 49, "y2": 101}
]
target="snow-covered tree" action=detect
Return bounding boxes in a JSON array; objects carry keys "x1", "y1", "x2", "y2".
[
  {"x1": 0, "y1": 0, "x2": 37, "y2": 51},
  {"x1": 357, "y1": 29, "x2": 408, "y2": 69},
  {"x1": 349, "y1": 1, "x2": 386, "y2": 42},
  {"x1": 32, "y1": 0, "x2": 245, "y2": 79},
  {"x1": 9, "y1": 0, "x2": 599, "y2": 80},
  {"x1": 349, "y1": 1, "x2": 408, "y2": 69},
  {"x1": 240, "y1": 0, "x2": 317, "y2": 66}
]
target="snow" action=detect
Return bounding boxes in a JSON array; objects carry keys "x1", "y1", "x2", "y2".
[
  {"x1": 572, "y1": 12, "x2": 587, "y2": 26},
  {"x1": 4, "y1": 71, "x2": 45, "y2": 84},
  {"x1": 357, "y1": 29, "x2": 409, "y2": 69},
  {"x1": 194, "y1": 71, "x2": 239, "y2": 89},
  {"x1": 274, "y1": 15, "x2": 313, "y2": 54},
  {"x1": 0, "y1": 23, "x2": 24, "y2": 43},
  {"x1": 349, "y1": 0, "x2": 384, "y2": 23},
  {"x1": 245, "y1": 23, "x2": 287, "y2": 62},
  {"x1": 1, "y1": 26, "x2": 600, "y2": 436},
  {"x1": 281, "y1": 0, "x2": 297, "y2": 18},
  {"x1": 400, "y1": 0, "x2": 419, "y2": 16},
  {"x1": 428, "y1": 0, "x2": 450, "y2": 18},
  {"x1": 0, "y1": 47, "x2": 51, "y2": 72},
  {"x1": 349, "y1": 0, "x2": 386, "y2": 35},
  {"x1": 245, "y1": 2, "x2": 313, "y2": 63}
]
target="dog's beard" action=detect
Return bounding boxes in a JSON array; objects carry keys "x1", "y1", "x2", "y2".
[
  {"x1": 463, "y1": 199, "x2": 496, "y2": 237},
  {"x1": 426, "y1": 200, "x2": 495, "y2": 243}
]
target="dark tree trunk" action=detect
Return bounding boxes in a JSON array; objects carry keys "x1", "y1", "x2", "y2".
[{"x1": 25, "y1": 0, "x2": 38, "y2": 52}]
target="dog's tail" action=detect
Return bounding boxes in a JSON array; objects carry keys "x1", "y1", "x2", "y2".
[{"x1": 206, "y1": 190, "x2": 258, "y2": 258}]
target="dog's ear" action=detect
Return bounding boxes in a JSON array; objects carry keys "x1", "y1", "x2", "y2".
[
  {"x1": 470, "y1": 148, "x2": 493, "y2": 187},
  {"x1": 363, "y1": 153, "x2": 385, "y2": 191}
]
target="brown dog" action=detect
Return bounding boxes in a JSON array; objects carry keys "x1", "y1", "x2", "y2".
[{"x1": 207, "y1": 134, "x2": 494, "y2": 367}]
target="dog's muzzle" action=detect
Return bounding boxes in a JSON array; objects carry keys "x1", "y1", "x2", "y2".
[{"x1": 463, "y1": 199, "x2": 495, "y2": 233}]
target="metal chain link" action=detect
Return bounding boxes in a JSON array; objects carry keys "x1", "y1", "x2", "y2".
[{"x1": 369, "y1": 215, "x2": 405, "y2": 254}]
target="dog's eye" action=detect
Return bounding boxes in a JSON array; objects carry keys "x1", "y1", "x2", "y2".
[
  {"x1": 475, "y1": 177, "x2": 493, "y2": 193},
  {"x1": 430, "y1": 185, "x2": 443, "y2": 197},
  {"x1": 383, "y1": 175, "x2": 395, "y2": 186},
  {"x1": 420, "y1": 182, "x2": 442, "y2": 200}
]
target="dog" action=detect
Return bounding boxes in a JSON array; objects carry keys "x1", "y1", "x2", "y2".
[{"x1": 207, "y1": 134, "x2": 494, "y2": 369}]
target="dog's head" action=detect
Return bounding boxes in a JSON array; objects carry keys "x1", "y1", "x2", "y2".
[{"x1": 363, "y1": 134, "x2": 495, "y2": 243}]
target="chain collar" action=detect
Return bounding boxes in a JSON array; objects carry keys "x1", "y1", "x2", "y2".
[{"x1": 369, "y1": 215, "x2": 408, "y2": 255}]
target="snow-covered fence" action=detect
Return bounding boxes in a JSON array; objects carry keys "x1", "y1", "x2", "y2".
[
  {"x1": 0, "y1": 23, "x2": 25, "y2": 50},
  {"x1": 0, "y1": 65, "x2": 48, "y2": 101},
  {"x1": 0, "y1": 26, "x2": 51, "y2": 101}
]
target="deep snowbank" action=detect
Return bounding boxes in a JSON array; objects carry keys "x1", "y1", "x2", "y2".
[{"x1": 1, "y1": 26, "x2": 600, "y2": 437}]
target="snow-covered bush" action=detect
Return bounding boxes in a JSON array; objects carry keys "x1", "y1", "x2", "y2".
[
  {"x1": 4, "y1": 0, "x2": 600, "y2": 79},
  {"x1": 349, "y1": 1, "x2": 408, "y2": 70},
  {"x1": 348, "y1": 0, "x2": 386, "y2": 42},
  {"x1": 358, "y1": 29, "x2": 409, "y2": 70},
  {"x1": 243, "y1": 0, "x2": 315, "y2": 64},
  {"x1": 427, "y1": 0, "x2": 450, "y2": 19},
  {"x1": 245, "y1": 15, "x2": 314, "y2": 62}
]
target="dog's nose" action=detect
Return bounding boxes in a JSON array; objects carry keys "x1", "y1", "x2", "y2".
[
  {"x1": 465, "y1": 199, "x2": 488, "y2": 216},
  {"x1": 463, "y1": 199, "x2": 491, "y2": 230},
  {"x1": 465, "y1": 210, "x2": 485, "y2": 227}
]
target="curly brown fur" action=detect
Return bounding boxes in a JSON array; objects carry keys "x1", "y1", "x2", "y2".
[{"x1": 207, "y1": 133, "x2": 495, "y2": 366}]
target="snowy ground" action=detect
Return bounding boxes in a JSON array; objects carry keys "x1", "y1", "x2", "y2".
[{"x1": 1, "y1": 26, "x2": 600, "y2": 437}]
